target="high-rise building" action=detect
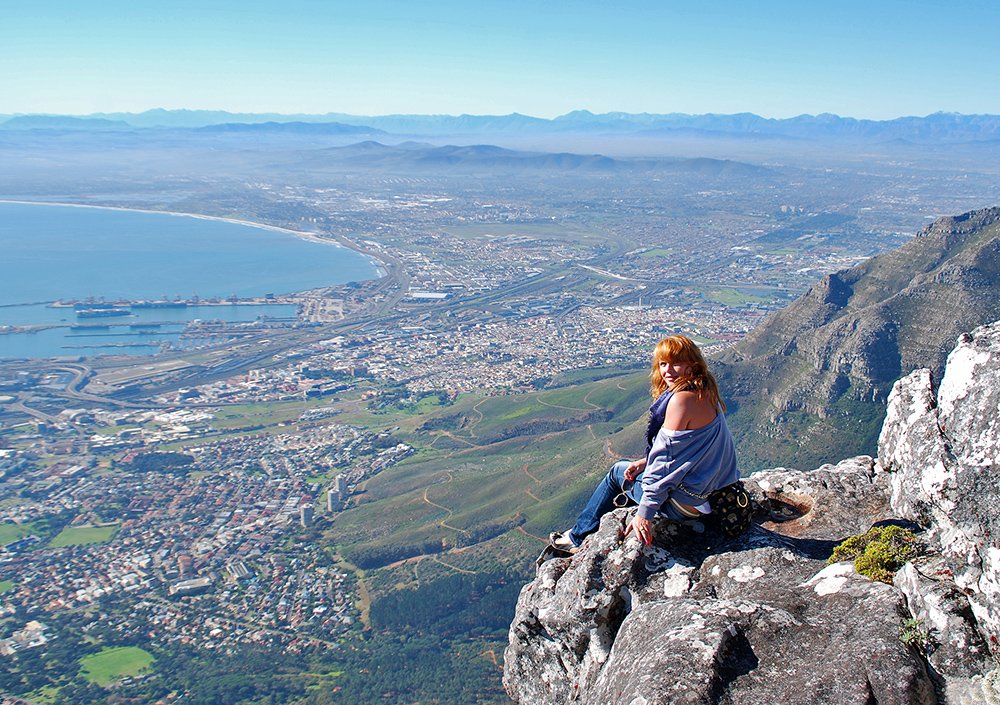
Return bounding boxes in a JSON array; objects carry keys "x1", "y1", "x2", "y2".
[
  {"x1": 300, "y1": 505, "x2": 314, "y2": 528},
  {"x1": 327, "y1": 474, "x2": 349, "y2": 512}
]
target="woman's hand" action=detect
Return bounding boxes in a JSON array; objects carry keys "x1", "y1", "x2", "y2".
[
  {"x1": 624, "y1": 514, "x2": 653, "y2": 545},
  {"x1": 624, "y1": 458, "x2": 646, "y2": 481}
]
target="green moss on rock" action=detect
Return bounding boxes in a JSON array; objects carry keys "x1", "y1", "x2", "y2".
[{"x1": 829, "y1": 525, "x2": 920, "y2": 583}]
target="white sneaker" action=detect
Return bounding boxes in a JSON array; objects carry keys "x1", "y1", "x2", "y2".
[{"x1": 549, "y1": 531, "x2": 578, "y2": 554}]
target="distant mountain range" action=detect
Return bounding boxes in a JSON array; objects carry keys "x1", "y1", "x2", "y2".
[
  {"x1": 2, "y1": 109, "x2": 999, "y2": 143},
  {"x1": 195, "y1": 121, "x2": 385, "y2": 136},
  {"x1": 718, "y1": 207, "x2": 1000, "y2": 471},
  {"x1": 1, "y1": 115, "x2": 133, "y2": 131},
  {"x1": 286, "y1": 141, "x2": 771, "y2": 175}
]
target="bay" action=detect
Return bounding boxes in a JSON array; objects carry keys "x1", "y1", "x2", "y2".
[{"x1": 0, "y1": 202, "x2": 380, "y2": 359}]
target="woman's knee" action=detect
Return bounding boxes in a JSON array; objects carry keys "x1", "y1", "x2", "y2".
[{"x1": 608, "y1": 460, "x2": 630, "y2": 487}]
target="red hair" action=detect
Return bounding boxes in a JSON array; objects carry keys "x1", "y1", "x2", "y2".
[{"x1": 649, "y1": 335, "x2": 725, "y2": 410}]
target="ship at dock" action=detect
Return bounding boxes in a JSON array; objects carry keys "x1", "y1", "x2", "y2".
[
  {"x1": 131, "y1": 301, "x2": 188, "y2": 309},
  {"x1": 76, "y1": 308, "x2": 132, "y2": 319}
]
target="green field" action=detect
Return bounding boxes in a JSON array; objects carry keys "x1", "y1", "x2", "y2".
[
  {"x1": 0, "y1": 580, "x2": 14, "y2": 594},
  {"x1": 0, "y1": 522, "x2": 32, "y2": 544},
  {"x1": 24, "y1": 685, "x2": 61, "y2": 704},
  {"x1": 638, "y1": 247, "x2": 674, "y2": 258},
  {"x1": 704, "y1": 287, "x2": 772, "y2": 306},
  {"x1": 49, "y1": 524, "x2": 120, "y2": 548},
  {"x1": 79, "y1": 646, "x2": 155, "y2": 686}
]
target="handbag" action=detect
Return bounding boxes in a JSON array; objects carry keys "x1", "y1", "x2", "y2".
[{"x1": 706, "y1": 481, "x2": 754, "y2": 537}]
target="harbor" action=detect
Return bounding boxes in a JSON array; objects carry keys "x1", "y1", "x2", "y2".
[
  {"x1": 0, "y1": 298, "x2": 302, "y2": 359},
  {"x1": 50, "y1": 294, "x2": 288, "y2": 309}
]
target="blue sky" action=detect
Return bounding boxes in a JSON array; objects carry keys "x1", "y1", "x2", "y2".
[{"x1": 2, "y1": 0, "x2": 997, "y2": 119}]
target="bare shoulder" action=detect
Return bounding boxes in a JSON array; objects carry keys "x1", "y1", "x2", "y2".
[
  {"x1": 664, "y1": 390, "x2": 716, "y2": 430},
  {"x1": 670, "y1": 390, "x2": 701, "y2": 407}
]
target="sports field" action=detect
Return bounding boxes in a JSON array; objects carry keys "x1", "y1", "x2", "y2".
[
  {"x1": 0, "y1": 522, "x2": 31, "y2": 544},
  {"x1": 49, "y1": 525, "x2": 119, "y2": 548},
  {"x1": 79, "y1": 646, "x2": 155, "y2": 686}
]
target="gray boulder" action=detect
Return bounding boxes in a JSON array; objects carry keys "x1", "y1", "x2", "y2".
[
  {"x1": 880, "y1": 321, "x2": 1000, "y2": 659},
  {"x1": 504, "y1": 487, "x2": 936, "y2": 705}
]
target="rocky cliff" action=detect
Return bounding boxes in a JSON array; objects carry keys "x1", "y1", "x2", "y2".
[
  {"x1": 504, "y1": 322, "x2": 1000, "y2": 705},
  {"x1": 718, "y1": 207, "x2": 1000, "y2": 471}
]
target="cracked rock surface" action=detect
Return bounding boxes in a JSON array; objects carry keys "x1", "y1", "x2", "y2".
[{"x1": 881, "y1": 321, "x2": 1000, "y2": 658}]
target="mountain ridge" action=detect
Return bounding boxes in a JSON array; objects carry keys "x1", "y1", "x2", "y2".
[
  {"x1": 5, "y1": 110, "x2": 1000, "y2": 143},
  {"x1": 718, "y1": 206, "x2": 1000, "y2": 471},
  {"x1": 286, "y1": 141, "x2": 771, "y2": 175}
]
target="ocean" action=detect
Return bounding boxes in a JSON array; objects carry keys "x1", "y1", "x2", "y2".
[{"x1": 0, "y1": 202, "x2": 380, "y2": 359}]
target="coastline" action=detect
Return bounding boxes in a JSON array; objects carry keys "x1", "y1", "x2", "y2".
[{"x1": 0, "y1": 199, "x2": 387, "y2": 279}]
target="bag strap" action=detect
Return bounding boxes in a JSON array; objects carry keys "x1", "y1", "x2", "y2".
[{"x1": 682, "y1": 479, "x2": 745, "y2": 502}]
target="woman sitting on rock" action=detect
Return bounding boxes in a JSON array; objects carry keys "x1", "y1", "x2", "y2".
[{"x1": 550, "y1": 335, "x2": 739, "y2": 553}]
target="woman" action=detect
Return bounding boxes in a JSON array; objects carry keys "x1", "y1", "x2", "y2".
[{"x1": 550, "y1": 335, "x2": 738, "y2": 553}]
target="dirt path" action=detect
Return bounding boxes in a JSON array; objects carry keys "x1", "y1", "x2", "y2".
[
  {"x1": 422, "y1": 476, "x2": 470, "y2": 535},
  {"x1": 432, "y1": 430, "x2": 483, "y2": 448},
  {"x1": 536, "y1": 397, "x2": 595, "y2": 412},
  {"x1": 517, "y1": 525, "x2": 550, "y2": 544},
  {"x1": 480, "y1": 648, "x2": 501, "y2": 669},
  {"x1": 433, "y1": 556, "x2": 477, "y2": 574},
  {"x1": 467, "y1": 397, "x2": 488, "y2": 437}
]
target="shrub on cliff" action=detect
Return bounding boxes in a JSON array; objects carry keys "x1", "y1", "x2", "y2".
[{"x1": 829, "y1": 525, "x2": 920, "y2": 583}]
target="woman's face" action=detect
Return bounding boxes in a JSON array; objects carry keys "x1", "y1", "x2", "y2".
[{"x1": 658, "y1": 358, "x2": 692, "y2": 387}]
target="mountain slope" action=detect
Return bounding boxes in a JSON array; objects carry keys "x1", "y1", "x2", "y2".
[
  {"x1": 717, "y1": 207, "x2": 1000, "y2": 471},
  {"x1": 287, "y1": 141, "x2": 770, "y2": 175}
]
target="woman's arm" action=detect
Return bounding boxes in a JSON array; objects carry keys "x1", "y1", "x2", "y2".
[
  {"x1": 627, "y1": 393, "x2": 717, "y2": 544},
  {"x1": 635, "y1": 392, "x2": 714, "y2": 522},
  {"x1": 624, "y1": 457, "x2": 646, "y2": 481}
]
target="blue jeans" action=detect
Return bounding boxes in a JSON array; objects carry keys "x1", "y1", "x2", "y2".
[{"x1": 569, "y1": 460, "x2": 644, "y2": 546}]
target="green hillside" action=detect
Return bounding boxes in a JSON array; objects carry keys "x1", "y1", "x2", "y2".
[
  {"x1": 313, "y1": 370, "x2": 652, "y2": 703},
  {"x1": 327, "y1": 371, "x2": 651, "y2": 571}
]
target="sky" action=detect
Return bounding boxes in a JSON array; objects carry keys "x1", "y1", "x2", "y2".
[{"x1": 2, "y1": 0, "x2": 998, "y2": 119}]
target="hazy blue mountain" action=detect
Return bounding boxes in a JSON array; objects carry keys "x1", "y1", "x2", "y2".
[
  {"x1": 288, "y1": 140, "x2": 771, "y2": 175},
  {"x1": 37, "y1": 109, "x2": 1000, "y2": 143},
  {"x1": 92, "y1": 108, "x2": 339, "y2": 127},
  {"x1": 194, "y1": 121, "x2": 384, "y2": 135},
  {"x1": 311, "y1": 110, "x2": 1000, "y2": 142},
  {"x1": 1, "y1": 115, "x2": 132, "y2": 130}
]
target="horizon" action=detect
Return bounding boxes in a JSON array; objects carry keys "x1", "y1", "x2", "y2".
[
  {"x1": 3, "y1": 1, "x2": 998, "y2": 120},
  {"x1": 3, "y1": 107, "x2": 998, "y2": 123}
]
